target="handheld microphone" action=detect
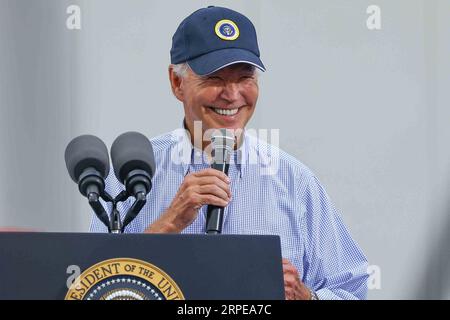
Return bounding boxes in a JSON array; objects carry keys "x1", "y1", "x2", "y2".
[
  {"x1": 110, "y1": 132, "x2": 156, "y2": 231},
  {"x1": 205, "y1": 129, "x2": 236, "y2": 235},
  {"x1": 64, "y1": 135, "x2": 111, "y2": 230}
]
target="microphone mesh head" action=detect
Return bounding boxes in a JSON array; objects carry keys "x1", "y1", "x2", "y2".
[
  {"x1": 110, "y1": 132, "x2": 156, "y2": 184},
  {"x1": 64, "y1": 135, "x2": 110, "y2": 183},
  {"x1": 211, "y1": 129, "x2": 236, "y2": 164}
]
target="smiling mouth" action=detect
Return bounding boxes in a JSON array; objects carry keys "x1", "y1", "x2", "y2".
[{"x1": 207, "y1": 106, "x2": 240, "y2": 116}]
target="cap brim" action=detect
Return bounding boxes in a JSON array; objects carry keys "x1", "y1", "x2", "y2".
[{"x1": 187, "y1": 48, "x2": 266, "y2": 76}]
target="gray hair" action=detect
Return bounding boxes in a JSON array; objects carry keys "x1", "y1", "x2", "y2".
[{"x1": 172, "y1": 63, "x2": 189, "y2": 78}]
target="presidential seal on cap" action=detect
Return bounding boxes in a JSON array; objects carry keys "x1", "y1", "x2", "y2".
[
  {"x1": 170, "y1": 6, "x2": 266, "y2": 76},
  {"x1": 215, "y1": 19, "x2": 240, "y2": 41}
]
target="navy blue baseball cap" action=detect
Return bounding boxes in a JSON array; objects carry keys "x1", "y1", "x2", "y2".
[{"x1": 170, "y1": 6, "x2": 266, "y2": 76}]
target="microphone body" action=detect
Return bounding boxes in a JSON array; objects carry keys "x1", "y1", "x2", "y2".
[
  {"x1": 110, "y1": 132, "x2": 156, "y2": 231},
  {"x1": 64, "y1": 135, "x2": 111, "y2": 230},
  {"x1": 205, "y1": 162, "x2": 230, "y2": 234},
  {"x1": 205, "y1": 129, "x2": 235, "y2": 235}
]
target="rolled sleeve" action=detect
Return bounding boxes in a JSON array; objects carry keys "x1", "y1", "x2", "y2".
[{"x1": 300, "y1": 175, "x2": 369, "y2": 300}]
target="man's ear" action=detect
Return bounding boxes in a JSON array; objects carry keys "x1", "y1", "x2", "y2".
[{"x1": 168, "y1": 65, "x2": 184, "y2": 102}]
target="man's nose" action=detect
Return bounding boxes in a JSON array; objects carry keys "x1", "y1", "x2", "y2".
[{"x1": 220, "y1": 82, "x2": 241, "y2": 102}]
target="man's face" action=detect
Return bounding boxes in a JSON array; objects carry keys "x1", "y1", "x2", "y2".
[{"x1": 171, "y1": 63, "x2": 259, "y2": 135}]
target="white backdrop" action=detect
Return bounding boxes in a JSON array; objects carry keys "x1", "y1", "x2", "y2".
[{"x1": 0, "y1": 0, "x2": 449, "y2": 299}]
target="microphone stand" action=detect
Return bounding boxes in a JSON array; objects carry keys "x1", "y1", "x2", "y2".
[
  {"x1": 109, "y1": 202, "x2": 123, "y2": 234},
  {"x1": 93, "y1": 189, "x2": 147, "y2": 234},
  {"x1": 107, "y1": 191, "x2": 127, "y2": 234}
]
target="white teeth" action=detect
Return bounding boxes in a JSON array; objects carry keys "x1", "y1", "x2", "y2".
[{"x1": 212, "y1": 108, "x2": 239, "y2": 116}]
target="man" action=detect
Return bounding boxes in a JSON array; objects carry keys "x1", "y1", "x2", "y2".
[{"x1": 91, "y1": 6, "x2": 369, "y2": 300}]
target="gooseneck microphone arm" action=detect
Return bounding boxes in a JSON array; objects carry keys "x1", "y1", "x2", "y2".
[
  {"x1": 79, "y1": 168, "x2": 118, "y2": 233},
  {"x1": 88, "y1": 193, "x2": 111, "y2": 233},
  {"x1": 121, "y1": 191, "x2": 147, "y2": 233},
  {"x1": 120, "y1": 169, "x2": 151, "y2": 232}
]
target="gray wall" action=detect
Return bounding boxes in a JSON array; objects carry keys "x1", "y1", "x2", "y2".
[{"x1": 0, "y1": 0, "x2": 448, "y2": 299}]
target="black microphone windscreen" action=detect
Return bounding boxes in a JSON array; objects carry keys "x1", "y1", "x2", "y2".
[
  {"x1": 64, "y1": 135, "x2": 110, "y2": 183},
  {"x1": 110, "y1": 132, "x2": 156, "y2": 184}
]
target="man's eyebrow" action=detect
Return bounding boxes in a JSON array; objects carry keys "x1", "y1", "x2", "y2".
[{"x1": 199, "y1": 74, "x2": 221, "y2": 80}]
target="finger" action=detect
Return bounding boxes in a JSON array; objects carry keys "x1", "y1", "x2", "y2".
[
  {"x1": 284, "y1": 276, "x2": 302, "y2": 296},
  {"x1": 199, "y1": 194, "x2": 230, "y2": 207},
  {"x1": 284, "y1": 287, "x2": 295, "y2": 300},
  {"x1": 283, "y1": 273, "x2": 299, "y2": 287},
  {"x1": 282, "y1": 261, "x2": 300, "y2": 277},
  {"x1": 282, "y1": 264, "x2": 299, "y2": 276},
  {"x1": 193, "y1": 177, "x2": 231, "y2": 197},
  {"x1": 282, "y1": 258, "x2": 296, "y2": 266},
  {"x1": 193, "y1": 168, "x2": 230, "y2": 183},
  {"x1": 198, "y1": 184, "x2": 230, "y2": 201}
]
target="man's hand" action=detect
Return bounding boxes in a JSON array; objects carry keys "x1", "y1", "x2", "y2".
[
  {"x1": 145, "y1": 168, "x2": 231, "y2": 233},
  {"x1": 283, "y1": 258, "x2": 313, "y2": 300}
]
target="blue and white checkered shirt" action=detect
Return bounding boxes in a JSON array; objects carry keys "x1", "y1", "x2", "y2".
[{"x1": 90, "y1": 128, "x2": 369, "y2": 299}]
